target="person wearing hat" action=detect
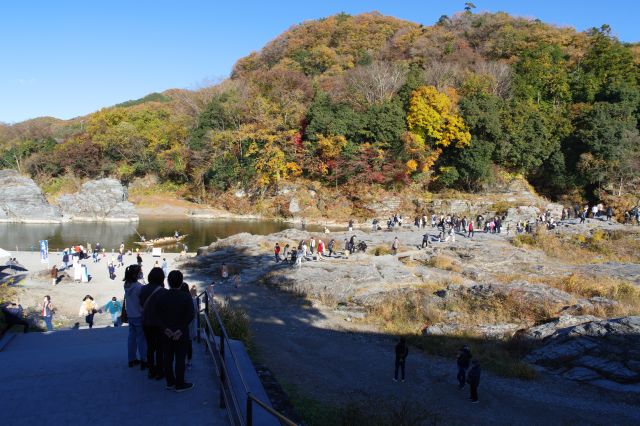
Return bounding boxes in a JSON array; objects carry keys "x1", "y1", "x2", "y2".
[
  {"x1": 457, "y1": 345, "x2": 472, "y2": 389},
  {"x1": 467, "y1": 359, "x2": 481, "y2": 403}
]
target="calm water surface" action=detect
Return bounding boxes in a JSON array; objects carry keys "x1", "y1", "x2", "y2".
[{"x1": 0, "y1": 217, "x2": 321, "y2": 253}]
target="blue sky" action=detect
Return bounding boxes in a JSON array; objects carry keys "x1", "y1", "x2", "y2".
[{"x1": 1, "y1": 0, "x2": 638, "y2": 123}]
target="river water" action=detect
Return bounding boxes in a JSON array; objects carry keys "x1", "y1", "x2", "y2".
[{"x1": 0, "y1": 217, "x2": 320, "y2": 253}]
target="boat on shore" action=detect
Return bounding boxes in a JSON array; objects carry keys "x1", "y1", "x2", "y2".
[{"x1": 134, "y1": 235, "x2": 188, "y2": 247}]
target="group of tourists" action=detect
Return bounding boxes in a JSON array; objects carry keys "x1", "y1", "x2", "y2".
[
  {"x1": 122, "y1": 264, "x2": 199, "y2": 393},
  {"x1": 394, "y1": 338, "x2": 481, "y2": 403}
]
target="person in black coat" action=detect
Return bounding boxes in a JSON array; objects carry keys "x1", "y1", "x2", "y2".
[
  {"x1": 456, "y1": 345, "x2": 472, "y2": 389},
  {"x1": 467, "y1": 359, "x2": 481, "y2": 403},
  {"x1": 156, "y1": 270, "x2": 195, "y2": 392},
  {"x1": 394, "y1": 337, "x2": 409, "y2": 382},
  {"x1": 140, "y1": 267, "x2": 166, "y2": 380}
]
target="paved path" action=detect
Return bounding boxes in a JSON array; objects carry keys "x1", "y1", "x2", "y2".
[{"x1": 0, "y1": 327, "x2": 228, "y2": 426}]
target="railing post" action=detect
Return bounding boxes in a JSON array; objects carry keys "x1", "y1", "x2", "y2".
[
  {"x1": 246, "y1": 393, "x2": 253, "y2": 426},
  {"x1": 196, "y1": 295, "x2": 201, "y2": 344},
  {"x1": 219, "y1": 370, "x2": 226, "y2": 409}
]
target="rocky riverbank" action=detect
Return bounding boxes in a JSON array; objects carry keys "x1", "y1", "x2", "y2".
[{"x1": 189, "y1": 217, "x2": 640, "y2": 393}]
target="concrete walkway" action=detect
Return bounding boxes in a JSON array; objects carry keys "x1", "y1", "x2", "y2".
[{"x1": 0, "y1": 327, "x2": 228, "y2": 426}]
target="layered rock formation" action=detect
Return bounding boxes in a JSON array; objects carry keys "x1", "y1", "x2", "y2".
[
  {"x1": 57, "y1": 178, "x2": 138, "y2": 222},
  {"x1": 0, "y1": 169, "x2": 62, "y2": 223},
  {"x1": 523, "y1": 316, "x2": 640, "y2": 391}
]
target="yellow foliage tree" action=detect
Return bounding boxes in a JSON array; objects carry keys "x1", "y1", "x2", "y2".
[{"x1": 405, "y1": 85, "x2": 471, "y2": 174}]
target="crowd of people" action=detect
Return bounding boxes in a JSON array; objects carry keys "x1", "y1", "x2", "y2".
[{"x1": 121, "y1": 264, "x2": 199, "y2": 392}]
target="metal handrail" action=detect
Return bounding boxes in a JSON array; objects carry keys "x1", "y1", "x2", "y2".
[{"x1": 197, "y1": 288, "x2": 297, "y2": 426}]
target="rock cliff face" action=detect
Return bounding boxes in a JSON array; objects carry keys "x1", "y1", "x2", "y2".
[
  {"x1": 57, "y1": 179, "x2": 138, "y2": 222},
  {"x1": 0, "y1": 169, "x2": 62, "y2": 223},
  {"x1": 523, "y1": 316, "x2": 640, "y2": 391}
]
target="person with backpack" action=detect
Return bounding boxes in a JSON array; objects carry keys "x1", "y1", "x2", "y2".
[
  {"x1": 394, "y1": 337, "x2": 409, "y2": 382},
  {"x1": 457, "y1": 345, "x2": 472, "y2": 389},
  {"x1": 467, "y1": 359, "x2": 481, "y2": 403},
  {"x1": 140, "y1": 267, "x2": 166, "y2": 380}
]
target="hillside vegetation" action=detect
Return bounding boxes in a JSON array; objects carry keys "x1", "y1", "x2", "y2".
[{"x1": 1, "y1": 10, "x2": 639, "y2": 209}]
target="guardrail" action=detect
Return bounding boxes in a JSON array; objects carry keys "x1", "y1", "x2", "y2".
[{"x1": 197, "y1": 288, "x2": 297, "y2": 426}]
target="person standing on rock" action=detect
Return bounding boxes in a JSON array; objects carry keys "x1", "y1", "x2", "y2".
[
  {"x1": 317, "y1": 239, "x2": 325, "y2": 259},
  {"x1": 123, "y1": 264, "x2": 147, "y2": 370},
  {"x1": 309, "y1": 237, "x2": 316, "y2": 254},
  {"x1": 157, "y1": 270, "x2": 195, "y2": 392},
  {"x1": 467, "y1": 359, "x2": 481, "y2": 403},
  {"x1": 274, "y1": 243, "x2": 281, "y2": 263},
  {"x1": 606, "y1": 206, "x2": 613, "y2": 222},
  {"x1": 328, "y1": 239, "x2": 335, "y2": 257},
  {"x1": 79, "y1": 295, "x2": 98, "y2": 329},
  {"x1": 391, "y1": 237, "x2": 399, "y2": 255},
  {"x1": 41, "y1": 295, "x2": 54, "y2": 331},
  {"x1": 456, "y1": 345, "x2": 472, "y2": 389},
  {"x1": 468, "y1": 220, "x2": 474, "y2": 238},
  {"x1": 394, "y1": 337, "x2": 408, "y2": 382},
  {"x1": 421, "y1": 233, "x2": 429, "y2": 248},
  {"x1": 282, "y1": 244, "x2": 290, "y2": 262},
  {"x1": 348, "y1": 219, "x2": 354, "y2": 231}
]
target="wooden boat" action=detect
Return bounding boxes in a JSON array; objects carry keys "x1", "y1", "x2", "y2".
[{"x1": 134, "y1": 234, "x2": 188, "y2": 247}]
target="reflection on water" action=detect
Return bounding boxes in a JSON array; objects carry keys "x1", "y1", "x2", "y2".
[{"x1": 0, "y1": 218, "x2": 321, "y2": 253}]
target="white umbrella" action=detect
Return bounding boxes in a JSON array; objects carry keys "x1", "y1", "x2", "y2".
[{"x1": 0, "y1": 248, "x2": 11, "y2": 260}]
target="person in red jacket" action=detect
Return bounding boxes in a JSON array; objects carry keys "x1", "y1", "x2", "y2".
[{"x1": 274, "y1": 243, "x2": 281, "y2": 263}]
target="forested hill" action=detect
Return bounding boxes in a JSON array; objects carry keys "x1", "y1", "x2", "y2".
[{"x1": 1, "y1": 10, "x2": 639, "y2": 206}]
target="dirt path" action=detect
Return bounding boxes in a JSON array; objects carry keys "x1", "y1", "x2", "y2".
[{"x1": 183, "y1": 266, "x2": 640, "y2": 425}]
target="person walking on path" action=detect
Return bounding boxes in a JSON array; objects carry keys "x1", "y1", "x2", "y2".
[
  {"x1": 136, "y1": 253, "x2": 143, "y2": 267},
  {"x1": 457, "y1": 345, "x2": 472, "y2": 389},
  {"x1": 467, "y1": 359, "x2": 481, "y2": 403},
  {"x1": 141, "y1": 267, "x2": 167, "y2": 380},
  {"x1": 41, "y1": 296, "x2": 54, "y2": 331},
  {"x1": 103, "y1": 297, "x2": 122, "y2": 327},
  {"x1": 394, "y1": 337, "x2": 409, "y2": 382},
  {"x1": 79, "y1": 295, "x2": 98, "y2": 329},
  {"x1": 123, "y1": 264, "x2": 148, "y2": 370},
  {"x1": 157, "y1": 270, "x2": 195, "y2": 392},
  {"x1": 391, "y1": 237, "x2": 399, "y2": 255}
]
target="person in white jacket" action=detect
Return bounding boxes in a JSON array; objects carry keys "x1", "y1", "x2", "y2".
[{"x1": 79, "y1": 295, "x2": 99, "y2": 329}]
